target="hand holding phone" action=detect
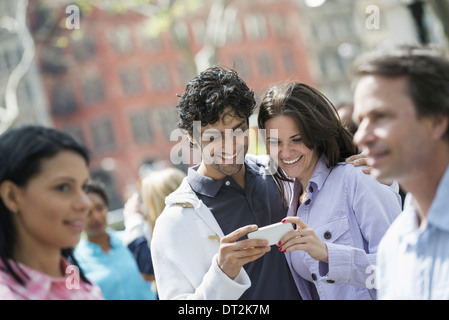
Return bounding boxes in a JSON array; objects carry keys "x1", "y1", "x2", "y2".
[{"x1": 247, "y1": 221, "x2": 293, "y2": 246}]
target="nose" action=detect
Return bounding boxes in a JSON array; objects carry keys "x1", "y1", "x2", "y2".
[
  {"x1": 279, "y1": 143, "x2": 293, "y2": 159},
  {"x1": 74, "y1": 190, "x2": 92, "y2": 214},
  {"x1": 353, "y1": 118, "x2": 374, "y2": 149}
]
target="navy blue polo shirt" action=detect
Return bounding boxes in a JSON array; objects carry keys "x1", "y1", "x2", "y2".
[{"x1": 188, "y1": 158, "x2": 301, "y2": 300}]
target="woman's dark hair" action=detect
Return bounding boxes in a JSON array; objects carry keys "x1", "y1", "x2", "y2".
[
  {"x1": 258, "y1": 82, "x2": 358, "y2": 205},
  {"x1": 0, "y1": 125, "x2": 92, "y2": 286},
  {"x1": 353, "y1": 44, "x2": 449, "y2": 141},
  {"x1": 84, "y1": 179, "x2": 109, "y2": 207},
  {"x1": 177, "y1": 65, "x2": 256, "y2": 146}
]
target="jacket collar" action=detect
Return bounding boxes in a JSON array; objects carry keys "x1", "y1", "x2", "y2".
[{"x1": 164, "y1": 177, "x2": 225, "y2": 238}]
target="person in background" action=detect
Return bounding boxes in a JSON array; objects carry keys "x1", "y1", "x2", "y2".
[
  {"x1": 336, "y1": 102, "x2": 358, "y2": 135},
  {"x1": 0, "y1": 125, "x2": 103, "y2": 300},
  {"x1": 352, "y1": 44, "x2": 449, "y2": 299},
  {"x1": 123, "y1": 167, "x2": 186, "y2": 297},
  {"x1": 258, "y1": 81, "x2": 402, "y2": 299},
  {"x1": 74, "y1": 179, "x2": 156, "y2": 300}
]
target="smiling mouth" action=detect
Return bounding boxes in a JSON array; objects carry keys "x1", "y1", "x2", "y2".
[
  {"x1": 281, "y1": 155, "x2": 303, "y2": 165},
  {"x1": 222, "y1": 153, "x2": 237, "y2": 160}
]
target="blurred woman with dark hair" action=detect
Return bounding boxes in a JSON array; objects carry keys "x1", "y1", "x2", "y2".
[{"x1": 0, "y1": 125, "x2": 103, "y2": 299}]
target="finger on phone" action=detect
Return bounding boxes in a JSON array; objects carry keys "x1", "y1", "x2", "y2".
[
  {"x1": 221, "y1": 224, "x2": 258, "y2": 243},
  {"x1": 282, "y1": 216, "x2": 307, "y2": 230}
]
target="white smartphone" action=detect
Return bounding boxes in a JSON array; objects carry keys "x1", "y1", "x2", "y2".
[{"x1": 247, "y1": 222, "x2": 293, "y2": 246}]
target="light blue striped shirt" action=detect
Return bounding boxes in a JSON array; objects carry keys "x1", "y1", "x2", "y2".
[{"x1": 377, "y1": 164, "x2": 449, "y2": 299}]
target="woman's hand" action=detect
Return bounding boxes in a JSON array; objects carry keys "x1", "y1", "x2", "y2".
[{"x1": 278, "y1": 217, "x2": 328, "y2": 263}]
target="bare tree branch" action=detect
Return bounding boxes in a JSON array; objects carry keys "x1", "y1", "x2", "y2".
[{"x1": 0, "y1": 0, "x2": 35, "y2": 135}]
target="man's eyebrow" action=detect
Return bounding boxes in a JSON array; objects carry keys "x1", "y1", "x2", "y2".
[
  {"x1": 219, "y1": 120, "x2": 247, "y2": 134},
  {"x1": 232, "y1": 120, "x2": 247, "y2": 130}
]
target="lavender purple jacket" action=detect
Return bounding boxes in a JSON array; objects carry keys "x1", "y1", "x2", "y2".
[{"x1": 285, "y1": 155, "x2": 402, "y2": 300}]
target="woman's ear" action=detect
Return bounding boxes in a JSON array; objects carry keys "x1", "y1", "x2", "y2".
[{"x1": 0, "y1": 180, "x2": 21, "y2": 214}]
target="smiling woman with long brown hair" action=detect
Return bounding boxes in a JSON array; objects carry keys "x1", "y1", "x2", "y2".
[{"x1": 258, "y1": 82, "x2": 402, "y2": 300}]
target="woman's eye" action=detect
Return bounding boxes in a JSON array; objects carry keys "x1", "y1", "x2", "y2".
[
  {"x1": 292, "y1": 138, "x2": 302, "y2": 143},
  {"x1": 56, "y1": 184, "x2": 70, "y2": 192}
]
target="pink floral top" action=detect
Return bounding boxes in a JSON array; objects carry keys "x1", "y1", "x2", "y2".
[{"x1": 0, "y1": 258, "x2": 104, "y2": 300}]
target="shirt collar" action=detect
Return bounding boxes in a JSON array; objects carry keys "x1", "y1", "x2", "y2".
[
  {"x1": 427, "y1": 163, "x2": 449, "y2": 232},
  {"x1": 187, "y1": 160, "x2": 257, "y2": 198},
  {"x1": 308, "y1": 154, "x2": 332, "y2": 192},
  {"x1": 1, "y1": 258, "x2": 71, "y2": 298},
  {"x1": 188, "y1": 164, "x2": 224, "y2": 198},
  {"x1": 78, "y1": 228, "x2": 121, "y2": 254}
]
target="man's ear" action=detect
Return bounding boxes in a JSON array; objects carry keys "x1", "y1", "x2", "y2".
[
  {"x1": 187, "y1": 133, "x2": 198, "y2": 148},
  {"x1": 0, "y1": 180, "x2": 21, "y2": 214},
  {"x1": 430, "y1": 115, "x2": 449, "y2": 140}
]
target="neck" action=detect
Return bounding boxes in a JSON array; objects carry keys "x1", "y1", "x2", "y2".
[
  {"x1": 13, "y1": 241, "x2": 63, "y2": 278},
  {"x1": 401, "y1": 145, "x2": 449, "y2": 224},
  {"x1": 198, "y1": 163, "x2": 246, "y2": 189},
  {"x1": 87, "y1": 232, "x2": 111, "y2": 253}
]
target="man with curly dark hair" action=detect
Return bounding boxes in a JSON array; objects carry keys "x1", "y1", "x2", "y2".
[{"x1": 151, "y1": 66, "x2": 301, "y2": 300}]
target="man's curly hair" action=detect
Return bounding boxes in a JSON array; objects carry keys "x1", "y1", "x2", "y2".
[{"x1": 177, "y1": 65, "x2": 256, "y2": 144}]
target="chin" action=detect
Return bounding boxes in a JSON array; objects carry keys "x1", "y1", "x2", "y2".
[
  {"x1": 371, "y1": 167, "x2": 391, "y2": 181},
  {"x1": 215, "y1": 163, "x2": 243, "y2": 177}
]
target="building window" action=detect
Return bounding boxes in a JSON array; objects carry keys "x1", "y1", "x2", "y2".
[
  {"x1": 91, "y1": 118, "x2": 116, "y2": 152},
  {"x1": 51, "y1": 81, "x2": 78, "y2": 116},
  {"x1": 281, "y1": 50, "x2": 295, "y2": 74},
  {"x1": 139, "y1": 20, "x2": 164, "y2": 52},
  {"x1": 228, "y1": 20, "x2": 243, "y2": 43},
  {"x1": 256, "y1": 52, "x2": 275, "y2": 77},
  {"x1": 269, "y1": 14, "x2": 286, "y2": 38},
  {"x1": 157, "y1": 108, "x2": 178, "y2": 139},
  {"x1": 80, "y1": 73, "x2": 105, "y2": 104},
  {"x1": 129, "y1": 110, "x2": 153, "y2": 144},
  {"x1": 149, "y1": 64, "x2": 172, "y2": 92},
  {"x1": 120, "y1": 67, "x2": 142, "y2": 95},
  {"x1": 192, "y1": 20, "x2": 206, "y2": 45},
  {"x1": 108, "y1": 25, "x2": 134, "y2": 54},
  {"x1": 231, "y1": 55, "x2": 252, "y2": 79},
  {"x1": 244, "y1": 13, "x2": 268, "y2": 40},
  {"x1": 72, "y1": 32, "x2": 96, "y2": 62},
  {"x1": 177, "y1": 61, "x2": 193, "y2": 89},
  {"x1": 64, "y1": 125, "x2": 86, "y2": 146}
]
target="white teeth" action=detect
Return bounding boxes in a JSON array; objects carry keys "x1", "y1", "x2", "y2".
[
  {"x1": 282, "y1": 155, "x2": 302, "y2": 164},
  {"x1": 222, "y1": 154, "x2": 236, "y2": 160}
]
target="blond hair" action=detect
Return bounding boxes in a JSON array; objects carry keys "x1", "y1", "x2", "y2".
[{"x1": 141, "y1": 167, "x2": 186, "y2": 233}]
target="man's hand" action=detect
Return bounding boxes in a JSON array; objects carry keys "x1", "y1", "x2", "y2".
[
  {"x1": 217, "y1": 225, "x2": 271, "y2": 280},
  {"x1": 346, "y1": 154, "x2": 394, "y2": 185},
  {"x1": 346, "y1": 154, "x2": 371, "y2": 174}
]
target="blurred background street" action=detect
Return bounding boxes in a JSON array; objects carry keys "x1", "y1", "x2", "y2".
[{"x1": 1, "y1": 0, "x2": 448, "y2": 212}]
